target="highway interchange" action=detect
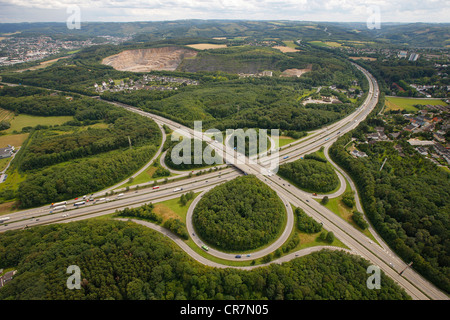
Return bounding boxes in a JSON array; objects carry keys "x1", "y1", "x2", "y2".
[{"x1": 0, "y1": 63, "x2": 448, "y2": 300}]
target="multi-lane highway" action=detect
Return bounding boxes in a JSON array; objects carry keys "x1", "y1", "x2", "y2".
[{"x1": 1, "y1": 63, "x2": 448, "y2": 300}]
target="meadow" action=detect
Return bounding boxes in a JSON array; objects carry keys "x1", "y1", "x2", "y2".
[
  {"x1": 385, "y1": 96, "x2": 447, "y2": 112},
  {"x1": 6, "y1": 114, "x2": 74, "y2": 133}
]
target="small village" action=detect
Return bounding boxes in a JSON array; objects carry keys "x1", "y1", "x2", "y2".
[
  {"x1": 351, "y1": 102, "x2": 450, "y2": 168},
  {"x1": 94, "y1": 74, "x2": 199, "y2": 93}
]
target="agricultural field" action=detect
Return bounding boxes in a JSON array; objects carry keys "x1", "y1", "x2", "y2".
[
  {"x1": 0, "y1": 133, "x2": 29, "y2": 149},
  {"x1": 273, "y1": 46, "x2": 300, "y2": 53},
  {"x1": 349, "y1": 56, "x2": 377, "y2": 61},
  {"x1": 274, "y1": 41, "x2": 300, "y2": 53},
  {"x1": 0, "y1": 107, "x2": 14, "y2": 123},
  {"x1": 186, "y1": 43, "x2": 228, "y2": 50},
  {"x1": 384, "y1": 96, "x2": 448, "y2": 112},
  {"x1": 309, "y1": 41, "x2": 342, "y2": 47},
  {"x1": 14, "y1": 56, "x2": 71, "y2": 73},
  {"x1": 6, "y1": 114, "x2": 74, "y2": 133},
  {"x1": 282, "y1": 40, "x2": 299, "y2": 48}
]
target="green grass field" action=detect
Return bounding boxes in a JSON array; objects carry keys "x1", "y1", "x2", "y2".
[
  {"x1": 385, "y1": 96, "x2": 447, "y2": 112},
  {"x1": 6, "y1": 115, "x2": 74, "y2": 133},
  {"x1": 0, "y1": 157, "x2": 11, "y2": 171},
  {"x1": 282, "y1": 40, "x2": 298, "y2": 49},
  {"x1": 318, "y1": 183, "x2": 378, "y2": 242},
  {"x1": 153, "y1": 192, "x2": 200, "y2": 223},
  {"x1": 278, "y1": 137, "x2": 295, "y2": 147},
  {"x1": 0, "y1": 133, "x2": 29, "y2": 148},
  {"x1": 309, "y1": 41, "x2": 342, "y2": 48}
]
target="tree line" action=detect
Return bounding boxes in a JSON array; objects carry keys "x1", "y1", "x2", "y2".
[
  {"x1": 278, "y1": 157, "x2": 339, "y2": 193},
  {"x1": 0, "y1": 219, "x2": 410, "y2": 300}
]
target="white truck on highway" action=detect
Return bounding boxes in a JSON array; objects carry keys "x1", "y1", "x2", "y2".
[
  {"x1": 73, "y1": 201, "x2": 86, "y2": 207},
  {"x1": 50, "y1": 201, "x2": 67, "y2": 208},
  {"x1": 173, "y1": 187, "x2": 183, "y2": 192},
  {"x1": 0, "y1": 216, "x2": 10, "y2": 223},
  {"x1": 52, "y1": 205, "x2": 66, "y2": 211}
]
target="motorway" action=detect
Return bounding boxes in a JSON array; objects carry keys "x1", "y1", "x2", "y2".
[{"x1": 1, "y1": 63, "x2": 448, "y2": 300}]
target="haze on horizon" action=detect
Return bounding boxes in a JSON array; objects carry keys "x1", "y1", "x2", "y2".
[{"x1": 0, "y1": 0, "x2": 449, "y2": 24}]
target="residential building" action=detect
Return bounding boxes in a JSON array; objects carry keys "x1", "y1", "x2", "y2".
[
  {"x1": 0, "y1": 270, "x2": 17, "y2": 288},
  {"x1": 0, "y1": 146, "x2": 14, "y2": 159}
]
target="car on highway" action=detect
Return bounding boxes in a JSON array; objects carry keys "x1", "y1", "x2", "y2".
[
  {"x1": 153, "y1": 186, "x2": 160, "y2": 190},
  {"x1": 235, "y1": 255, "x2": 242, "y2": 259},
  {"x1": 173, "y1": 187, "x2": 183, "y2": 192},
  {"x1": 201, "y1": 245, "x2": 209, "y2": 251}
]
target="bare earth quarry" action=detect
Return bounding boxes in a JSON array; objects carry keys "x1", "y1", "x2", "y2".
[{"x1": 102, "y1": 47, "x2": 198, "y2": 72}]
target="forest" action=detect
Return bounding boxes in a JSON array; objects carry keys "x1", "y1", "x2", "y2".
[
  {"x1": 133, "y1": 79, "x2": 357, "y2": 132},
  {"x1": 164, "y1": 138, "x2": 218, "y2": 171},
  {"x1": 330, "y1": 128, "x2": 450, "y2": 294},
  {"x1": 192, "y1": 175, "x2": 285, "y2": 251},
  {"x1": 278, "y1": 156, "x2": 339, "y2": 193},
  {"x1": 0, "y1": 87, "x2": 161, "y2": 208},
  {"x1": 295, "y1": 207, "x2": 323, "y2": 234},
  {"x1": 0, "y1": 219, "x2": 410, "y2": 300}
]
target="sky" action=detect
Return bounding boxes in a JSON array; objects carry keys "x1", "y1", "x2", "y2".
[{"x1": 0, "y1": 0, "x2": 449, "y2": 23}]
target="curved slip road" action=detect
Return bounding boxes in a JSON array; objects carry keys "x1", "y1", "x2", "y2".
[{"x1": 116, "y1": 218, "x2": 348, "y2": 270}]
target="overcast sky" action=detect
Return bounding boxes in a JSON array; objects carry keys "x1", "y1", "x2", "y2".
[{"x1": 0, "y1": 0, "x2": 449, "y2": 23}]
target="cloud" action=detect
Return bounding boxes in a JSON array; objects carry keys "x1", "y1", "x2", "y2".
[{"x1": 0, "y1": 0, "x2": 448, "y2": 22}]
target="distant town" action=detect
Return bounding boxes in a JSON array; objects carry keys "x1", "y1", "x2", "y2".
[{"x1": 0, "y1": 35, "x2": 130, "y2": 66}]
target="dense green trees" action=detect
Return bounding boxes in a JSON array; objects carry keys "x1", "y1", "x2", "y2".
[
  {"x1": 164, "y1": 138, "x2": 218, "y2": 170},
  {"x1": 18, "y1": 146, "x2": 157, "y2": 208},
  {"x1": 295, "y1": 207, "x2": 322, "y2": 234},
  {"x1": 116, "y1": 204, "x2": 162, "y2": 224},
  {"x1": 330, "y1": 133, "x2": 450, "y2": 293},
  {"x1": 163, "y1": 218, "x2": 189, "y2": 240},
  {"x1": 0, "y1": 220, "x2": 410, "y2": 300},
  {"x1": 193, "y1": 175, "x2": 285, "y2": 251},
  {"x1": 133, "y1": 80, "x2": 356, "y2": 131},
  {"x1": 352, "y1": 211, "x2": 369, "y2": 230},
  {"x1": 342, "y1": 191, "x2": 356, "y2": 208},
  {"x1": 278, "y1": 157, "x2": 339, "y2": 193},
  {"x1": 180, "y1": 191, "x2": 195, "y2": 206}
]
